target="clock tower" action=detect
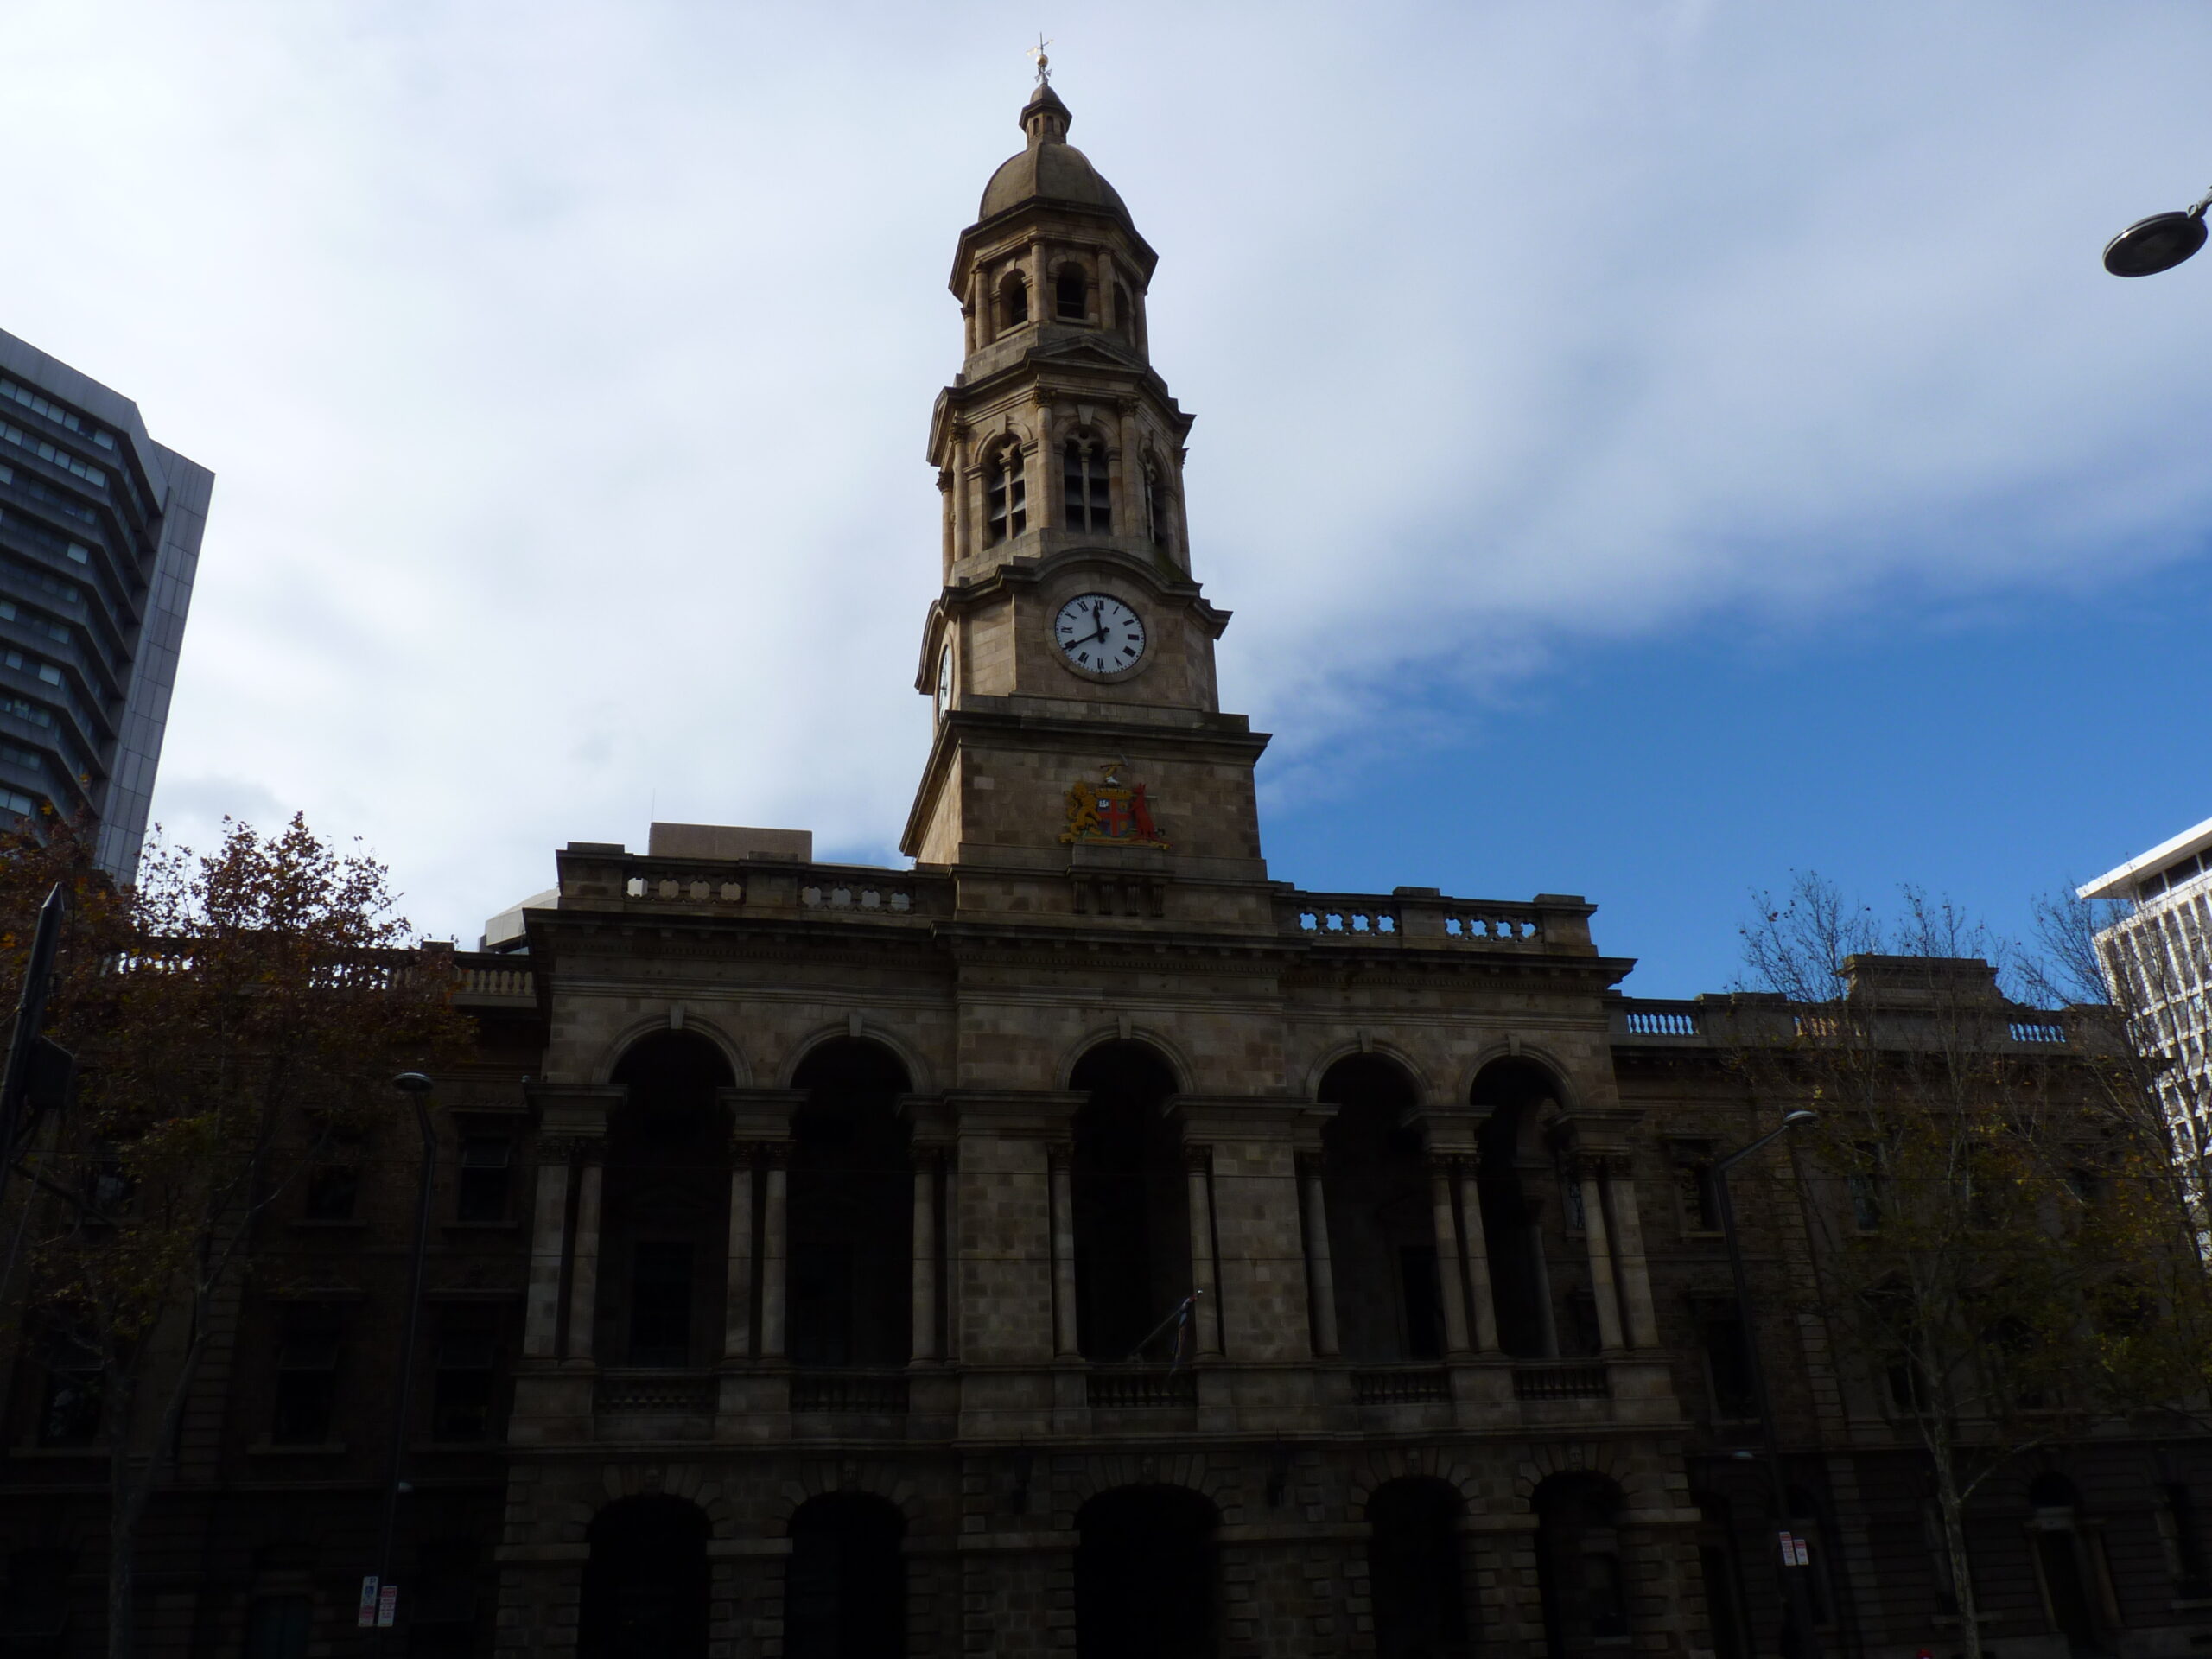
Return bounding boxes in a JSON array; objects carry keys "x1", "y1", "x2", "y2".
[{"x1": 904, "y1": 73, "x2": 1273, "y2": 925}]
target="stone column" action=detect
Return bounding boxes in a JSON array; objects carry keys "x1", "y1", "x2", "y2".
[
  {"x1": 1296, "y1": 1154, "x2": 1339, "y2": 1357},
  {"x1": 911, "y1": 1147, "x2": 941, "y2": 1363},
  {"x1": 759, "y1": 1145, "x2": 791, "y2": 1360},
  {"x1": 1033, "y1": 395, "x2": 1055, "y2": 530},
  {"x1": 1050, "y1": 1145, "x2": 1079, "y2": 1357},
  {"x1": 722, "y1": 1147, "x2": 757, "y2": 1362},
  {"x1": 1576, "y1": 1159, "x2": 1626, "y2": 1352},
  {"x1": 523, "y1": 1143, "x2": 574, "y2": 1358},
  {"x1": 1428, "y1": 1157, "x2": 1472, "y2": 1356},
  {"x1": 1454, "y1": 1164, "x2": 1500, "y2": 1354},
  {"x1": 1529, "y1": 1217, "x2": 1560, "y2": 1358},
  {"x1": 1116, "y1": 400, "x2": 1142, "y2": 535},
  {"x1": 1185, "y1": 1148, "x2": 1223, "y2": 1357},
  {"x1": 563, "y1": 1148, "x2": 605, "y2": 1362},
  {"x1": 1605, "y1": 1159, "x2": 1661, "y2": 1351}
]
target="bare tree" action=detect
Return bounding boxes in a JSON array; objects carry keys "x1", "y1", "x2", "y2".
[
  {"x1": 1732, "y1": 875, "x2": 2177, "y2": 1659},
  {"x1": 0, "y1": 813, "x2": 468, "y2": 1659}
]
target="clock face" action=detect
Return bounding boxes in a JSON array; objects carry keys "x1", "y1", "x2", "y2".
[
  {"x1": 1053, "y1": 594, "x2": 1147, "y2": 677},
  {"x1": 935, "y1": 645, "x2": 952, "y2": 718}
]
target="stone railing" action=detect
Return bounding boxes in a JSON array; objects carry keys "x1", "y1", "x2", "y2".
[
  {"x1": 622, "y1": 868, "x2": 747, "y2": 906},
  {"x1": 1280, "y1": 890, "x2": 1593, "y2": 954},
  {"x1": 1440, "y1": 906, "x2": 1545, "y2": 943},
  {"x1": 1615, "y1": 1000, "x2": 1703, "y2": 1039},
  {"x1": 1353, "y1": 1365, "x2": 1452, "y2": 1405},
  {"x1": 1512, "y1": 1360, "x2": 1610, "y2": 1401},
  {"x1": 2010, "y1": 1018, "x2": 2067, "y2": 1046},
  {"x1": 555, "y1": 845, "x2": 950, "y2": 921},
  {"x1": 798, "y1": 877, "x2": 916, "y2": 915},
  {"x1": 455, "y1": 960, "x2": 535, "y2": 1001},
  {"x1": 791, "y1": 1370, "x2": 910, "y2": 1413},
  {"x1": 1086, "y1": 1366, "x2": 1198, "y2": 1408},
  {"x1": 1291, "y1": 899, "x2": 1399, "y2": 938},
  {"x1": 594, "y1": 1371, "x2": 716, "y2": 1414}
]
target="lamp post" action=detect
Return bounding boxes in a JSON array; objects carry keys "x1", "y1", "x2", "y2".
[
  {"x1": 2104, "y1": 188, "x2": 2212, "y2": 276},
  {"x1": 1713, "y1": 1109, "x2": 1820, "y2": 1659},
  {"x1": 370, "y1": 1071, "x2": 437, "y2": 1647}
]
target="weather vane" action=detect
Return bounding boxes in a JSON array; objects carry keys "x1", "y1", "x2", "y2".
[{"x1": 1029, "y1": 34, "x2": 1052, "y2": 86}]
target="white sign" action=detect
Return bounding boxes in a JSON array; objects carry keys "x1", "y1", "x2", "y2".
[
  {"x1": 377, "y1": 1585, "x2": 399, "y2": 1629},
  {"x1": 357, "y1": 1578, "x2": 379, "y2": 1629}
]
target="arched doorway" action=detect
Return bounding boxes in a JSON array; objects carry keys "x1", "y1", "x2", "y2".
[
  {"x1": 1694, "y1": 1493, "x2": 1751, "y2": 1659},
  {"x1": 1367, "y1": 1478, "x2": 1471, "y2": 1659},
  {"x1": 579, "y1": 1495, "x2": 709, "y2": 1659},
  {"x1": 785, "y1": 1493, "x2": 906, "y2": 1658},
  {"x1": 788, "y1": 1040, "x2": 913, "y2": 1367},
  {"x1": 1071, "y1": 1042, "x2": 1190, "y2": 1361},
  {"x1": 1534, "y1": 1472, "x2": 1630, "y2": 1659},
  {"x1": 1075, "y1": 1486, "x2": 1217, "y2": 1658},
  {"x1": 1471, "y1": 1059, "x2": 1566, "y2": 1358},
  {"x1": 1319, "y1": 1058, "x2": 1442, "y2": 1360},
  {"x1": 602, "y1": 1033, "x2": 734, "y2": 1365}
]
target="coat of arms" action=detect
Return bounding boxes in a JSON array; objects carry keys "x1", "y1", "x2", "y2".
[{"x1": 1058, "y1": 761, "x2": 1169, "y2": 849}]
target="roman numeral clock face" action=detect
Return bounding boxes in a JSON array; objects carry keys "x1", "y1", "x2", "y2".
[{"x1": 1053, "y1": 594, "x2": 1147, "y2": 677}]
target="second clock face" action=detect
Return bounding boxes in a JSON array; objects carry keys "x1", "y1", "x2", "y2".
[{"x1": 1053, "y1": 594, "x2": 1147, "y2": 677}]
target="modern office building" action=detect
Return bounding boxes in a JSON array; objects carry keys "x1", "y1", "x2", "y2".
[
  {"x1": 0, "y1": 329, "x2": 209, "y2": 883},
  {"x1": 2080, "y1": 815, "x2": 2212, "y2": 1165}
]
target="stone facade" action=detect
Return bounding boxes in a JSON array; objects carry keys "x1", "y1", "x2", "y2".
[{"x1": 3, "y1": 73, "x2": 2209, "y2": 1659}]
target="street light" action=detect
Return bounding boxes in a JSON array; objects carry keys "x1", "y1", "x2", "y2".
[
  {"x1": 370, "y1": 1071, "x2": 437, "y2": 1646},
  {"x1": 2104, "y1": 188, "x2": 2212, "y2": 276},
  {"x1": 1712, "y1": 1109, "x2": 1820, "y2": 1659}
]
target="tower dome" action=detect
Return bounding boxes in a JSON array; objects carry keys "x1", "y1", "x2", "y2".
[{"x1": 977, "y1": 82, "x2": 1133, "y2": 226}]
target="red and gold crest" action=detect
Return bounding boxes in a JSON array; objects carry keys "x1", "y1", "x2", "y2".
[{"x1": 1058, "y1": 761, "x2": 1169, "y2": 849}]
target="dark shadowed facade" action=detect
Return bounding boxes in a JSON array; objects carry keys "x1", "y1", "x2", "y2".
[{"x1": 3, "y1": 78, "x2": 2208, "y2": 1659}]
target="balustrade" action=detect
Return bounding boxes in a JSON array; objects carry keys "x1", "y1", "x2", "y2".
[
  {"x1": 1085, "y1": 1366, "x2": 1198, "y2": 1408},
  {"x1": 791, "y1": 1371, "x2": 911, "y2": 1414},
  {"x1": 595, "y1": 1371, "x2": 717, "y2": 1414},
  {"x1": 1353, "y1": 1365, "x2": 1451, "y2": 1405},
  {"x1": 1618, "y1": 1001, "x2": 1701, "y2": 1037},
  {"x1": 1441, "y1": 908, "x2": 1545, "y2": 943},
  {"x1": 799, "y1": 879, "x2": 913, "y2": 913},
  {"x1": 620, "y1": 868, "x2": 747, "y2": 905},
  {"x1": 1512, "y1": 1360, "x2": 1610, "y2": 1400}
]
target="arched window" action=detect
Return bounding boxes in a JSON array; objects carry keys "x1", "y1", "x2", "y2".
[
  {"x1": 1056, "y1": 265, "x2": 1088, "y2": 320},
  {"x1": 1113, "y1": 282, "x2": 1135, "y2": 337},
  {"x1": 1534, "y1": 1473, "x2": 1630, "y2": 1659},
  {"x1": 786, "y1": 1494, "x2": 906, "y2": 1659},
  {"x1": 788, "y1": 1039, "x2": 913, "y2": 1368},
  {"x1": 1063, "y1": 438, "x2": 1112, "y2": 534},
  {"x1": 1071, "y1": 1042, "x2": 1188, "y2": 1361},
  {"x1": 1076, "y1": 1486, "x2": 1217, "y2": 1658},
  {"x1": 985, "y1": 445, "x2": 1027, "y2": 544},
  {"x1": 1142, "y1": 457, "x2": 1172, "y2": 550},
  {"x1": 1318, "y1": 1056, "x2": 1440, "y2": 1361},
  {"x1": 1368, "y1": 1478, "x2": 1471, "y2": 1658},
  {"x1": 999, "y1": 270, "x2": 1029, "y2": 327},
  {"x1": 580, "y1": 1496, "x2": 709, "y2": 1659},
  {"x1": 605, "y1": 1032, "x2": 734, "y2": 1368}
]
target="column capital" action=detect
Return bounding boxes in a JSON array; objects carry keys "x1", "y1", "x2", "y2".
[
  {"x1": 1184, "y1": 1144, "x2": 1214, "y2": 1175},
  {"x1": 539, "y1": 1133, "x2": 606, "y2": 1164}
]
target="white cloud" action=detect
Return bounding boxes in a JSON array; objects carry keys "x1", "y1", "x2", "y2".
[{"x1": 4, "y1": 2, "x2": 2209, "y2": 936}]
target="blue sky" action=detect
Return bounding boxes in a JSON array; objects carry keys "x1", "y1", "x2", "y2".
[{"x1": 5, "y1": 3, "x2": 2211, "y2": 993}]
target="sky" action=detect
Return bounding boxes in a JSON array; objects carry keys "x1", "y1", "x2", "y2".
[{"x1": 5, "y1": 2, "x2": 2212, "y2": 995}]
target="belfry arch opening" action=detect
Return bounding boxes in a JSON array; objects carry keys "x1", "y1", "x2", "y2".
[
  {"x1": 602, "y1": 1032, "x2": 735, "y2": 1367},
  {"x1": 1055, "y1": 264, "x2": 1088, "y2": 320},
  {"x1": 999, "y1": 270, "x2": 1029, "y2": 327},
  {"x1": 579, "y1": 1495, "x2": 709, "y2": 1659},
  {"x1": 785, "y1": 1492, "x2": 906, "y2": 1659},
  {"x1": 788, "y1": 1039, "x2": 913, "y2": 1368},
  {"x1": 1472, "y1": 1058, "x2": 1567, "y2": 1359},
  {"x1": 1071, "y1": 1040, "x2": 1190, "y2": 1361},
  {"x1": 1075, "y1": 1485, "x2": 1218, "y2": 1659},
  {"x1": 1318, "y1": 1056, "x2": 1441, "y2": 1361}
]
